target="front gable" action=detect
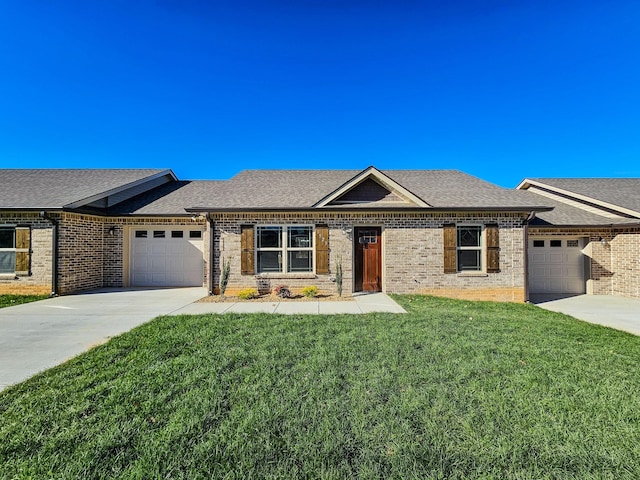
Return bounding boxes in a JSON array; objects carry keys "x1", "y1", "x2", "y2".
[{"x1": 313, "y1": 166, "x2": 430, "y2": 208}]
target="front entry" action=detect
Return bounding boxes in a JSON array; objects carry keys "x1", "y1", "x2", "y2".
[{"x1": 354, "y1": 227, "x2": 382, "y2": 292}]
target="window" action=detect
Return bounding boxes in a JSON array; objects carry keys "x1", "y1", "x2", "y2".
[
  {"x1": 256, "y1": 226, "x2": 313, "y2": 273},
  {"x1": 533, "y1": 240, "x2": 545, "y2": 247},
  {"x1": 153, "y1": 231, "x2": 165, "y2": 238},
  {"x1": 457, "y1": 226, "x2": 482, "y2": 271},
  {"x1": 135, "y1": 230, "x2": 148, "y2": 238},
  {"x1": 567, "y1": 239, "x2": 579, "y2": 248},
  {"x1": 0, "y1": 227, "x2": 16, "y2": 274},
  {"x1": 550, "y1": 240, "x2": 562, "y2": 247},
  {"x1": 189, "y1": 231, "x2": 202, "y2": 239},
  {"x1": 171, "y1": 231, "x2": 184, "y2": 238}
]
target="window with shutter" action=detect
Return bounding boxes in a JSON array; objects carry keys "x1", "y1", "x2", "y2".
[{"x1": 0, "y1": 227, "x2": 16, "y2": 274}]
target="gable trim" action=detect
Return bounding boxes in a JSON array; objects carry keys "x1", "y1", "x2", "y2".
[
  {"x1": 63, "y1": 170, "x2": 178, "y2": 210},
  {"x1": 312, "y1": 166, "x2": 431, "y2": 208},
  {"x1": 518, "y1": 179, "x2": 640, "y2": 219}
]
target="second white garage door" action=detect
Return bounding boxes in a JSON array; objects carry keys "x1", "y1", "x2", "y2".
[
  {"x1": 528, "y1": 238, "x2": 586, "y2": 294},
  {"x1": 130, "y1": 227, "x2": 204, "y2": 287}
]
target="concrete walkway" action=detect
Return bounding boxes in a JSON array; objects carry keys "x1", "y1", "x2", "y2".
[
  {"x1": 531, "y1": 294, "x2": 640, "y2": 336},
  {"x1": 0, "y1": 287, "x2": 207, "y2": 390},
  {"x1": 171, "y1": 292, "x2": 407, "y2": 315}
]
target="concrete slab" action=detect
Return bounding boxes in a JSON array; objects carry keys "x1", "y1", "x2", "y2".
[
  {"x1": 0, "y1": 287, "x2": 207, "y2": 391},
  {"x1": 353, "y1": 292, "x2": 407, "y2": 313},
  {"x1": 531, "y1": 294, "x2": 640, "y2": 336}
]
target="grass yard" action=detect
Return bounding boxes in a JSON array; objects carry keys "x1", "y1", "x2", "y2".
[
  {"x1": 1, "y1": 296, "x2": 640, "y2": 479},
  {"x1": 0, "y1": 294, "x2": 48, "y2": 309}
]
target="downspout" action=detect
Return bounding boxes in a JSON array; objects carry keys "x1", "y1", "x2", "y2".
[
  {"x1": 522, "y1": 211, "x2": 536, "y2": 303},
  {"x1": 40, "y1": 211, "x2": 59, "y2": 296},
  {"x1": 206, "y1": 213, "x2": 215, "y2": 295}
]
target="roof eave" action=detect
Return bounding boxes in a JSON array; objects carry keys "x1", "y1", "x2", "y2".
[
  {"x1": 62, "y1": 169, "x2": 178, "y2": 209},
  {"x1": 187, "y1": 206, "x2": 554, "y2": 214}
]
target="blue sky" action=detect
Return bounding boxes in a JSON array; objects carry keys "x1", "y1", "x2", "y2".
[{"x1": 1, "y1": 0, "x2": 639, "y2": 187}]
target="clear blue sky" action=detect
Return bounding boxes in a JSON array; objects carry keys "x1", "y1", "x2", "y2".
[{"x1": 1, "y1": 0, "x2": 639, "y2": 187}]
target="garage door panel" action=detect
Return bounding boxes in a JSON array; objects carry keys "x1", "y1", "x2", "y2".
[
  {"x1": 528, "y1": 238, "x2": 585, "y2": 294},
  {"x1": 131, "y1": 228, "x2": 204, "y2": 287}
]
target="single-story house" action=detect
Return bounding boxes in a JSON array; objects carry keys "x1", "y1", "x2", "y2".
[
  {"x1": 1, "y1": 167, "x2": 638, "y2": 302},
  {"x1": 518, "y1": 178, "x2": 640, "y2": 299}
]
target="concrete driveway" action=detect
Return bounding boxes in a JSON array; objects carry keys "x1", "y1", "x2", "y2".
[
  {"x1": 0, "y1": 287, "x2": 206, "y2": 391},
  {"x1": 531, "y1": 294, "x2": 640, "y2": 336}
]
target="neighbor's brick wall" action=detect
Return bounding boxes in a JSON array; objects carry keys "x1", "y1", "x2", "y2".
[
  {"x1": 610, "y1": 228, "x2": 640, "y2": 298},
  {"x1": 211, "y1": 212, "x2": 528, "y2": 302},
  {"x1": 0, "y1": 212, "x2": 53, "y2": 295},
  {"x1": 56, "y1": 213, "x2": 105, "y2": 294}
]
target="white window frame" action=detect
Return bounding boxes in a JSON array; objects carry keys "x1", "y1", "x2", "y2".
[
  {"x1": 0, "y1": 226, "x2": 16, "y2": 275},
  {"x1": 255, "y1": 225, "x2": 314, "y2": 274},
  {"x1": 456, "y1": 225, "x2": 484, "y2": 273}
]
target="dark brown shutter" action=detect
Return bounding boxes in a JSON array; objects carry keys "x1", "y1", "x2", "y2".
[
  {"x1": 315, "y1": 225, "x2": 329, "y2": 274},
  {"x1": 486, "y1": 224, "x2": 500, "y2": 273},
  {"x1": 443, "y1": 223, "x2": 457, "y2": 273},
  {"x1": 15, "y1": 227, "x2": 31, "y2": 275},
  {"x1": 240, "y1": 225, "x2": 254, "y2": 275}
]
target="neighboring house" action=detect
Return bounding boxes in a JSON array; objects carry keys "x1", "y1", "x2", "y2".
[
  {"x1": 518, "y1": 178, "x2": 640, "y2": 299},
  {"x1": 3, "y1": 167, "x2": 638, "y2": 302},
  {"x1": 0, "y1": 169, "x2": 214, "y2": 295}
]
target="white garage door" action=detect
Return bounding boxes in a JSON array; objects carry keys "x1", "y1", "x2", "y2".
[
  {"x1": 130, "y1": 228, "x2": 204, "y2": 287},
  {"x1": 528, "y1": 238, "x2": 585, "y2": 294}
]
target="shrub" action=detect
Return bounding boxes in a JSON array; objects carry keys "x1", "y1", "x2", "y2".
[
  {"x1": 273, "y1": 284, "x2": 292, "y2": 298},
  {"x1": 237, "y1": 288, "x2": 257, "y2": 300},
  {"x1": 301, "y1": 286, "x2": 318, "y2": 298},
  {"x1": 335, "y1": 256, "x2": 343, "y2": 297},
  {"x1": 219, "y1": 257, "x2": 231, "y2": 296}
]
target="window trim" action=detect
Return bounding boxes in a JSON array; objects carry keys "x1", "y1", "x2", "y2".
[
  {"x1": 456, "y1": 224, "x2": 485, "y2": 273},
  {"x1": 255, "y1": 225, "x2": 315, "y2": 274}
]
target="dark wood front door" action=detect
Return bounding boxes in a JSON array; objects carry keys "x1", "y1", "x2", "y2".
[{"x1": 354, "y1": 227, "x2": 382, "y2": 292}]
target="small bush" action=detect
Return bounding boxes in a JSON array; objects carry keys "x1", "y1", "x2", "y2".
[
  {"x1": 219, "y1": 257, "x2": 231, "y2": 296},
  {"x1": 237, "y1": 288, "x2": 257, "y2": 300},
  {"x1": 273, "y1": 284, "x2": 292, "y2": 298},
  {"x1": 301, "y1": 286, "x2": 318, "y2": 298}
]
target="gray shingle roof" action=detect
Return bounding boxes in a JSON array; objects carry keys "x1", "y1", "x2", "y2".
[
  {"x1": 527, "y1": 178, "x2": 640, "y2": 215},
  {"x1": 109, "y1": 180, "x2": 225, "y2": 215},
  {"x1": 529, "y1": 202, "x2": 637, "y2": 226},
  {"x1": 189, "y1": 169, "x2": 550, "y2": 210},
  {"x1": 0, "y1": 169, "x2": 171, "y2": 209}
]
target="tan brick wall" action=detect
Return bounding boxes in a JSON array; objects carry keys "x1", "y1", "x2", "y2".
[
  {"x1": 0, "y1": 212, "x2": 53, "y2": 295},
  {"x1": 211, "y1": 211, "x2": 527, "y2": 302}
]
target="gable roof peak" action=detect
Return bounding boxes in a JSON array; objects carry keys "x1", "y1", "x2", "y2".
[{"x1": 313, "y1": 165, "x2": 431, "y2": 208}]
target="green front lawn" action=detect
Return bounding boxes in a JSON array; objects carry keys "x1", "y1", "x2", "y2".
[
  {"x1": 0, "y1": 294, "x2": 48, "y2": 309},
  {"x1": 1, "y1": 296, "x2": 640, "y2": 479}
]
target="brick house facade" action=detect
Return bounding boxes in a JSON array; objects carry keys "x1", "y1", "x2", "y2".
[{"x1": 2, "y1": 168, "x2": 639, "y2": 301}]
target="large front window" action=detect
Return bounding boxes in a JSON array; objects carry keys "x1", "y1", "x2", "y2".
[
  {"x1": 256, "y1": 226, "x2": 313, "y2": 273},
  {"x1": 0, "y1": 227, "x2": 16, "y2": 274},
  {"x1": 457, "y1": 225, "x2": 482, "y2": 271}
]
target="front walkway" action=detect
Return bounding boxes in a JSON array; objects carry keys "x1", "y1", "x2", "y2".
[
  {"x1": 531, "y1": 294, "x2": 640, "y2": 336},
  {"x1": 171, "y1": 292, "x2": 407, "y2": 315}
]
